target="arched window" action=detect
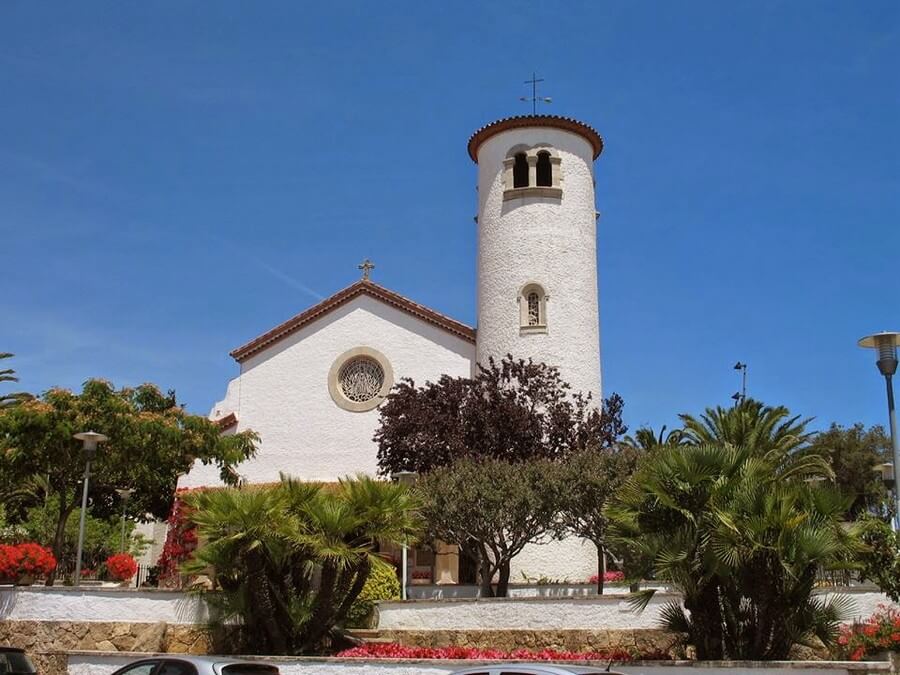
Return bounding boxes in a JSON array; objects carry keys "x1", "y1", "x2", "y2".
[
  {"x1": 536, "y1": 151, "x2": 552, "y2": 187},
  {"x1": 527, "y1": 292, "x2": 541, "y2": 326},
  {"x1": 519, "y1": 283, "x2": 547, "y2": 330},
  {"x1": 513, "y1": 152, "x2": 529, "y2": 188}
]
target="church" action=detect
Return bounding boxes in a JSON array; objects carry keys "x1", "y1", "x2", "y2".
[{"x1": 179, "y1": 114, "x2": 606, "y2": 585}]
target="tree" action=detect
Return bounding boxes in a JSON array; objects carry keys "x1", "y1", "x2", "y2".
[
  {"x1": 184, "y1": 475, "x2": 420, "y2": 654},
  {"x1": 623, "y1": 425, "x2": 685, "y2": 451},
  {"x1": 855, "y1": 515, "x2": 900, "y2": 602},
  {"x1": 805, "y1": 423, "x2": 891, "y2": 519},
  {"x1": 375, "y1": 354, "x2": 625, "y2": 476},
  {"x1": 679, "y1": 398, "x2": 812, "y2": 453},
  {"x1": 417, "y1": 458, "x2": 560, "y2": 598},
  {"x1": 556, "y1": 446, "x2": 641, "y2": 594},
  {"x1": 0, "y1": 353, "x2": 31, "y2": 408},
  {"x1": 608, "y1": 440, "x2": 859, "y2": 660},
  {"x1": 0, "y1": 379, "x2": 258, "y2": 581}
]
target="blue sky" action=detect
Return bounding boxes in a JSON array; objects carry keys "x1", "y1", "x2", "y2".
[{"x1": 3, "y1": 2, "x2": 898, "y2": 434}]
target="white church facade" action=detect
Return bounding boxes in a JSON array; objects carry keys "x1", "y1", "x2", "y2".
[{"x1": 179, "y1": 114, "x2": 606, "y2": 584}]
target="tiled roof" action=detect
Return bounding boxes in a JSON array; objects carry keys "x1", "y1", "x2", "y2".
[
  {"x1": 230, "y1": 279, "x2": 476, "y2": 362},
  {"x1": 214, "y1": 412, "x2": 238, "y2": 430},
  {"x1": 467, "y1": 114, "x2": 604, "y2": 162}
]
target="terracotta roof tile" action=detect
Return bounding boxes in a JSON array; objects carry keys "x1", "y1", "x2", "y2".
[
  {"x1": 467, "y1": 114, "x2": 604, "y2": 162},
  {"x1": 230, "y1": 279, "x2": 476, "y2": 362}
]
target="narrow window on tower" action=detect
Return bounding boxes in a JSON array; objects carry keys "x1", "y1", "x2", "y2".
[
  {"x1": 519, "y1": 283, "x2": 547, "y2": 331},
  {"x1": 536, "y1": 151, "x2": 552, "y2": 186},
  {"x1": 513, "y1": 152, "x2": 529, "y2": 188},
  {"x1": 527, "y1": 292, "x2": 541, "y2": 325}
]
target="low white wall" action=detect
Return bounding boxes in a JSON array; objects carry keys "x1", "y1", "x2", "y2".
[
  {"x1": 377, "y1": 593, "x2": 674, "y2": 631},
  {"x1": 0, "y1": 586, "x2": 208, "y2": 624},
  {"x1": 3, "y1": 585, "x2": 896, "y2": 633},
  {"x1": 378, "y1": 588, "x2": 900, "y2": 632},
  {"x1": 65, "y1": 652, "x2": 891, "y2": 675}
]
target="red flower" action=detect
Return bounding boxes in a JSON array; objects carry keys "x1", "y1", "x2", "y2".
[
  {"x1": 0, "y1": 543, "x2": 56, "y2": 579},
  {"x1": 106, "y1": 553, "x2": 138, "y2": 581},
  {"x1": 335, "y1": 643, "x2": 662, "y2": 661}
]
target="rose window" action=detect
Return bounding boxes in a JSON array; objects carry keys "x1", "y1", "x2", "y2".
[{"x1": 338, "y1": 357, "x2": 385, "y2": 403}]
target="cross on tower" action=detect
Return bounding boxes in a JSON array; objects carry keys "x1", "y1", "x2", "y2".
[
  {"x1": 358, "y1": 258, "x2": 375, "y2": 281},
  {"x1": 520, "y1": 72, "x2": 552, "y2": 115}
]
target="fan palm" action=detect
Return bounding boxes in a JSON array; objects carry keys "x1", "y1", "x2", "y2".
[
  {"x1": 679, "y1": 398, "x2": 812, "y2": 454},
  {"x1": 608, "y1": 442, "x2": 858, "y2": 660},
  {"x1": 184, "y1": 474, "x2": 421, "y2": 655}
]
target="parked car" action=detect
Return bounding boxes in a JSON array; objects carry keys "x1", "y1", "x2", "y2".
[
  {"x1": 449, "y1": 666, "x2": 627, "y2": 675},
  {"x1": 109, "y1": 657, "x2": 279, "y2": 675},
  {"x1": 0, "y1": 647, "x2": 38, "y2": 675}
]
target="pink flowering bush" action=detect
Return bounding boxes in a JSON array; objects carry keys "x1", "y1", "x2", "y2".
[{"x1": 588, "y1": 571, "x2": 625, "y2": 584}]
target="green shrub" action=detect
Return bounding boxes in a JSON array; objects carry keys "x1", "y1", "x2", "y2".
[{"x1": 345, "y1": 561, "x2": 400, "y2": 628}]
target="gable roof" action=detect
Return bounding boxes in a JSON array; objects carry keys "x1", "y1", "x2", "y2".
[{"x1": 230, "y1": 279, "x2": 476, "y2": 363}]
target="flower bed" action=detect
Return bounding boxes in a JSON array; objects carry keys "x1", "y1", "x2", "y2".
[
  {"x1": 838, "y1": 605, "x2": 900, "y2": 661},
  {"x1": 337, "y1": 643, "x2": 667, "y2": 661}
]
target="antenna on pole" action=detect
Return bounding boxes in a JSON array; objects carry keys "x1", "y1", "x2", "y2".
[{"x1": 520, "y1": 72, "x2": 552, "y2": 114}]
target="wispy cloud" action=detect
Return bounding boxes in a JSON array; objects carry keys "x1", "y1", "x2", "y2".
[{"x1": 211, "y1": 236, "x2": 324, "y2": 301}]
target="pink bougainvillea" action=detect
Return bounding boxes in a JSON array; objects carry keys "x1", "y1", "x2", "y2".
[
  {"x1": 588, "y1": 571, "x2": 625, "y2": 584},
  {"x1": 336, "y1": 643, "x2": 668, "y2": 661}
]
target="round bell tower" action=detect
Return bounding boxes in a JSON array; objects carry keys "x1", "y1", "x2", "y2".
[{"x1": 468, "y1": 115, "x2": 604, "y2": 401}]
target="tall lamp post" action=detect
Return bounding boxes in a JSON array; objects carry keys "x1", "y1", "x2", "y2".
[
  {"x1": 115, "y1": 488, "x2": 135, "y2": 553},
  {"x1": 731, "y1": 361, "x2": 748, "y2": 405},
  {"x1": 391, "y1": 470, "x2": 417, "y2": 601},
  {"x1": 73, "y1": 431, "x2": 108, "y2": 585},
  {"x1": 859, "y1": 332, "x2": 900, "y2": 530}
]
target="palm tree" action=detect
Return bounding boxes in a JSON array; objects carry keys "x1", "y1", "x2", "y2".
[
  {"x1": 0, "y1": 353, "x2": 31, "y2": 408},
  {"x1": 678, "y1": 398, "x2": 812, "y2": 454},
  {"x1": 608, "y1": 442, "x2": 857, "y2": 660},
  {"x1": 623, "y1": 425, "x2": 685, "y2": 451},
  {"x1": 185, "y1": 474, "x2": 420, "y2": 655}
]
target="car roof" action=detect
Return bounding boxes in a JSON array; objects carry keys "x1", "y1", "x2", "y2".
[
  {"x1": 451, "y1": 665, "x2": 612, "y2": 675},
  {"x1": 0, "y1": 648, "x2": 26, "y2": 653}
]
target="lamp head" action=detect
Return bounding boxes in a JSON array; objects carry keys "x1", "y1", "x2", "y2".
[
  {"x1": 73, "y1": 431, "x2": 108, "y2": 458},
  {"x1": 391, "y1": 470, "x2": 418, "y2": 486},
  {"x1": 858, "y1": 332, "x2": 900, "y2": 377},
  {"x1": 734, "y1": 362, "x2": 746, "y2": 370}
]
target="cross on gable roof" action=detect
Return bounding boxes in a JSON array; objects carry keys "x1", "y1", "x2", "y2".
[{"x1": 229, "y1": 279, "x2": 476, "y2": 363}]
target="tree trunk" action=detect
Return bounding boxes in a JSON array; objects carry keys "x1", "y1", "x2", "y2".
[
  {"x1": 303, "y1": 560, "x2": 339, "y2": 652},
  {"x1": 496, "y1": 560, "x2": 511, "y2": 598},
  {"x1": 478, "y1": 555, "x2": 494, "y2": 597},
  {"x1": 334, "y1": 558, "x2": 371, "y2": 626},
  {"x1": 46, "y1": 496, "x2": 74, "y2": 586},
  {"x1": 596, "y1": 545, "x2": 605, "y2": 595}
]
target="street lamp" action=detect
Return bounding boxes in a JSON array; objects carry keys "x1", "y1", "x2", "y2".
[
  {"x1": 72, "y1": 431, "x2": 108, "y2": 585},
  {"x1": 732, "y1": 361, "x2": 748, "y2": 405},
  {"x1": 859, "y1": 331, "x2": 900, "y2": 530},
  {"x1": 115, "y1": 488, "x2": 135, "y2": 553},
  {"x1": 391, "y1": 470, "x2": 417, "y2": 601}
]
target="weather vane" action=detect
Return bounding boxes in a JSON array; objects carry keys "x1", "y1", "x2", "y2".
[
  {"x1": 520, "y1": 72, "x2": 552, "y2": 115},
  {"x1": 358, "y1": 258, "x2": 375, "y2": 281}
]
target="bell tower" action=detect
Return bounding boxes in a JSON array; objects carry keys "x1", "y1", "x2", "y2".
[{"x1": 468, "y1": 115, "x2": 604, "y2": 401}]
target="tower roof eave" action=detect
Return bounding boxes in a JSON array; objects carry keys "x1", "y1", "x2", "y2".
[{"x1": 467, "y1": 114, "x2": 604, "y2": 162}]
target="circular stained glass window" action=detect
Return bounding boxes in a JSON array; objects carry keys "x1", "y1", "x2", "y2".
[{"x1": 338, "y1": 357, "x2": 385, "y2": 403}]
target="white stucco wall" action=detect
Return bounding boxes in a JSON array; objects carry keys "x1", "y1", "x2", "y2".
[
  {"x1": 0, "y1": 587, "x2": 207, "y2": 624},
  {"x1": 377, "y1": 587, "x2": 900, "y2": 633},
  {"x1": 67, "y1": 653, "x2": 885, "y2": 675},
  {"x1": 474, "y1": 125, "x2": 602, "y2": 402},
  {"x1": 510, "y1": 536, "x2": 599, "y2": 584},
  {"x1": 179, "y1": 295, "x2": 475, "y2": 487},
  {"x1": 377, "y1": 594, "x2": 673, "y2": 631}
]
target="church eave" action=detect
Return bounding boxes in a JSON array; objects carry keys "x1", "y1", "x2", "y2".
[
  {"x1": 467, "y1": 114, "x2": 604, "y2": 162},
  {"x1": 229, "y1": 279, "x2": 476, "y2": 363}
]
